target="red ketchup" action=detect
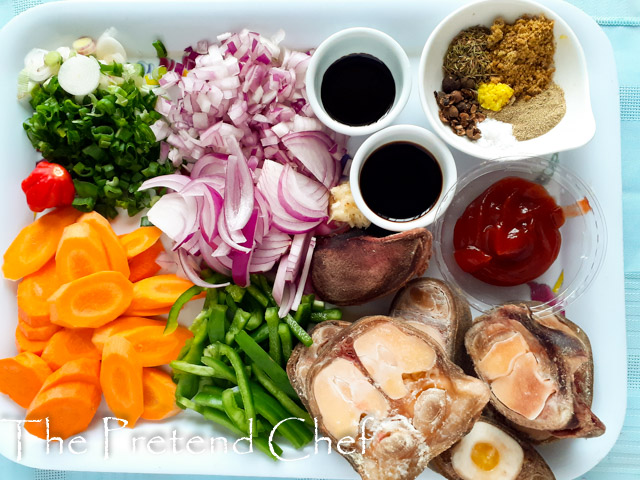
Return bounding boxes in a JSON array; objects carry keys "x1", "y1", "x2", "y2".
[{"x1": 453, "y1": 177, "x2": 565, "y2": 286}]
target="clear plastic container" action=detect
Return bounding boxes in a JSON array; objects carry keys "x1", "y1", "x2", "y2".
[{"x1": 433, "y1": 156, "x2": 607, "y2": 314}]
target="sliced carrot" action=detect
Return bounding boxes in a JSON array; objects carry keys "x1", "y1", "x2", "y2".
[
  {"x1": 0, "y1": 352, "x2": 52, "y2": 408},
  {"x1": 15, "y1": 327, "x2": 48, "y2": 355},
  {"x1": 17, "y1": 258, "x2": 60, "y2": 327},
  {"x1": 124, "y1": 274, "x2": 201, "y2": 315},
  {"x1": 123, "y1": 306, "x2": 173, "y2": 317},
  {"x1": 25, "y1": 381, "x2": 101, "y2": 439},
  {"x1": 18, "y1": 318, "x2": 61, "y2": 342},
  {"x1": 128, "y1": 240, "x2": 165, "y2": 283},
  {"x1": 119, "y1": 325, "x2": 192, "y2": 367},
  {"x1": 41, "y1": 329, "x2": 101, "y2": 371},
  {"x1": 100, "y1": 336, "x2": 143, "y2": 428},
  {"x1": 141, "y1": 368, "x2": 180, "y2": 420},
  {"x1": 92, "y1": 316, "x2": 166, "y2": 352},
  {"x1": 79, "y1": 212, "x2": 130, "y2": 278},
  {"x1": 119, "y1": 226, "x2": 163, "y2": 259},
  {"x1": 40, "y1": 358, "x2": 101, "y2": 392},
  {"x1": 55, "y1": 222, "x2": 110, "y2": 283},
  {"x1": 48, "y1": 270, "x2": 133, "y2": 328},
  {"x1": 3, "y1": 206, "x2": 81, "y2": 281}
]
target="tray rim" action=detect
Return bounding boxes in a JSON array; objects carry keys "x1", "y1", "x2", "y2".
[{"x1": 0, "y1": 0, "x2": 626, "y2": 478}]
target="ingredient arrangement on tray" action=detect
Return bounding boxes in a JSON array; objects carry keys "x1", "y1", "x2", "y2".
[{"x1": 1, "y1": 1, "x2": 608, "y2": 479}]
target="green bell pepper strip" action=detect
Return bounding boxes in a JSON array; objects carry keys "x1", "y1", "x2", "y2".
[
  {"x1": 175, "y1": 315, "x2": 209, "y2": 400},
  {"x1": 225, "y1": 294, "x2": 238, "y2": 322},
  {"x1": 207, "y1": 304, "x2": 228, "y2": 344},
  {"x1": 200, "y1": 356, "x2": 238, "y2": 383},
  {"x1": 310, "y1": 309, "x2": 343, "y2": 322},
  {"x1": 293, "y1": 302, "x2": 311, "y2": 328},
  {"x1": 265, "y1": 307, "x2": 282, "y2": 366},
  {"x1": 213, "y1": 342, "x2": 256, "y2": 433},
  {"x1": 193, "y1": 385, "x2": 225, "y2": 410},
  {"x1": 312, "y1": 299, "x2": 326, "y2": 312},
  {"x1": 278, "y1": 323, "x2": 293, "y2": 362},
  {"x1": 165, "y1": 285, "x2": 204, "y2": 334},
  {"x1": 250, "y1": 324, "x2": 269, "y2": 343},
  {"x1": 176, "y1": 396, "x2": 280, "y2": 460},
  {"x1": 222, "y1": 388, "x2": 250, "y2": 433},
  {"x1": 252, "y1": 364, "x2": 312, "y2": 426},
  {"x1": 225, "y1": 309, "x2": 251, "y2": 345},
  {"x1": 245, "y1": 308, "x2": 264, "y2": 331},
  {"x1": 234, "y1": 330, "x2": 297, "y2": 398},
  {"x1": 170, "y1": 361, "x2": 219, "y2": 377},
  {"x1": 247, "y1": 284, "x2": 269, "y2": 308},
  {"x1": 236, "y1": 387, "x2": 312, "y2": 449},
  {"x1": 225, "y1": 284, "x2": 245, "y2": 303},
  {"x1": 283, "y1": 314, "x2": 313, "y2": 347}
]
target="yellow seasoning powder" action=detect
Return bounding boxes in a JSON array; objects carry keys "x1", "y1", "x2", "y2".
[{"x1": 477, "y1": 83, "x2": 514, "y2": 111}]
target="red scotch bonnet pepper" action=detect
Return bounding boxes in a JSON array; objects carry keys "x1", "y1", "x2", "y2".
[{"x1": 21, "y1": 161, "x2": 75, "y2": 212}]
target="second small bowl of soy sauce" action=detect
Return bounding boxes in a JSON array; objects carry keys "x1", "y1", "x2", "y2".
[
  {"x1": 350, "y1": 124, "x2": 457, "y2": 232},
  {"x1": 305, "y1": 27, "x2": 411, "y2": 136}
]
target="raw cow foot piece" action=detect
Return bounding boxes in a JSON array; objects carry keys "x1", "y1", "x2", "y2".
[
  {"x1": 465, "y1": 303, "x2": 605, "y2": 442},
  {"x1": 294, "y1": 316, "x2": 489, "y2": 480},
  {"x1": 430, "y1": 416, "x2": 556, "y2": 480},
  {"x1": 390, "y1": 277, "x2": 471, "y2": 365},
  {"x1": 310, "y1": 228, "x2": 432, "y2": 306}
]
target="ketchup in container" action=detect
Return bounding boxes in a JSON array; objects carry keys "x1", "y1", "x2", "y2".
[{"x1": 453, "y1": 177, "x2": 565, "y2": 287}]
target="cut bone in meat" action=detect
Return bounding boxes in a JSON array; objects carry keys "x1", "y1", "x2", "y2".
[
  {"x1": 465, "y1": 303, "x2": 605, "y2": 442},
  {"x1": 290, "y1": 315, "x2": 489, "y2": 480},
  {"x1": 390, "y1": 278, "x2": 471, "y2": 365}
]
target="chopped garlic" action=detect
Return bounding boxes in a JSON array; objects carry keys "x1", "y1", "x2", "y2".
[{"x1": 329, "y1": 182, "x2": 370, "y2": 228}]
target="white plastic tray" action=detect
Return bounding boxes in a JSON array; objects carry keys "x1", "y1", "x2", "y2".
[{"x1": 0, "y1": 1, "x2": 625, "y2": 479}]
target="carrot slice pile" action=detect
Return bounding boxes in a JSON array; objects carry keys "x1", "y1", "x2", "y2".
[
  {"x1": 49, "y1": 271, "x2": 134, "y2": 329},
  {"x1": 79, "y1": 212, "x2": 130, "y2": 278},
  {"x1": 141, "y1": 368, "x2": 181, "y2": 420},
  {"x1": 92, "y1": 316, "x2": 166, "y2": 352},
  {"x1": 41, "y1": 329, "x2": 101, "y2": 370},
  {"x1": 119, "y1": 325, "x2": 193, "y2": 367},
  {"x1": 125, "y1": 274, "x2": 201, "y2": 316},
  {"x1": 1, "y1": 206, "x2": 191, "y2": 438},
  {"x1": 3, "y1": 206, "x2": 80, "y2": 281},
  {"x1": 55, "y1": 222, "x2": 110, "y2": 283},
  {"x1": 17, "y1": 259, "x2": 60, "y2": 328},
  {"x1": 0, "y1": 352, "x2": 52, "y2": 408},
  {"x1": 119, "y1": 227, "x2": 163, "y2": 259},
  {"x1": 100, "y1": 336, "x2": 144, "y2": 428},
  {"x1": 128, "y1": 240, "x2": 164, "y2": 283},
  {"x1": 25, "y1": 382, "x2": 102, "y2": 440}
]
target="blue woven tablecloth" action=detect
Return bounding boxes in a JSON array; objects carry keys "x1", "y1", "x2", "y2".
[{"x1": 1, "y1": 0, "x2": 638, "y2": 479}]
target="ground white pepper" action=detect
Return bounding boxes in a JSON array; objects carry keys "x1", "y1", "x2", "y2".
[{"x1": 487, "y1": 82, "x2": 566, "y2": 141}]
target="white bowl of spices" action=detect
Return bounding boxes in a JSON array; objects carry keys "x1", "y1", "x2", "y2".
[{"x1": 419, "y1": 0, "x2": 595, "y2": 160}]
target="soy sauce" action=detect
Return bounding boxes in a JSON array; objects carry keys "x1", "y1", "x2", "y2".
[
  {"x1": 321, "y1": 53, "x2": 395, "y2": 126},
  {"x1": 359, "y1": 142, "x2": 443, "y2": 221}
]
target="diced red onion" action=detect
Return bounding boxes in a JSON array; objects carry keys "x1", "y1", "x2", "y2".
[{"x1": 143, "y1": 29, "x2": 350, "y2": 315}]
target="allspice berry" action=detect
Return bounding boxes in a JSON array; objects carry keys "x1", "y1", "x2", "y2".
[{"x1": 442, "y1": 75, "x2": 461, "y2": 94}]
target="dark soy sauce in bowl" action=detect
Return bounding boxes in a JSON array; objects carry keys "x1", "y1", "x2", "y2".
[
  {"x1": 320, "y1": 53, "x2": 395, "y2": 126},
  {"x1": 359, "y1": 142, "x2": 443, "y2": 221}
]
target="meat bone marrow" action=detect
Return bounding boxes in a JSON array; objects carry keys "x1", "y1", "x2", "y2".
[
  {"x1": 390, "y1": 277, "x2": 472, "y2": 367},
  {"x1": 310, "y1": 228, "x2": 433, "y2": 306},
  {"x1": 430, "y1": 415, "x2": 556, "y2": 480},
  {"x1": 292, "y1": 315, "x2": 489, "y2": 480},
  {"x1": 465, "y1": 303, "x2": 605, "y2": 442}
]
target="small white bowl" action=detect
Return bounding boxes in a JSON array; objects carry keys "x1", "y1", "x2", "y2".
[
  {"x1": 350, "y1": 124, "x2": 457, "y2": 232},
  {"x1": 419, "y1": 0, "x2": 595, "y2": 160},
  {"x1": 305, "y1": 27, "x2": 411, "y2": 137}
]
